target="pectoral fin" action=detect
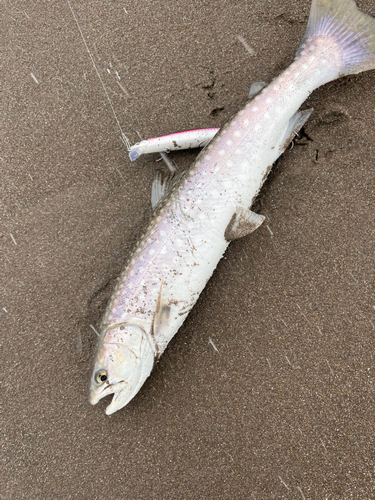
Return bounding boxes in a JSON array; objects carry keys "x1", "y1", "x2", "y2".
[
  {"x1": 152, "y1": 281, "x2": 171, "y2": 340},
  {"x1": 224, "y1": 208, "x2": 265, "y2": 241}
]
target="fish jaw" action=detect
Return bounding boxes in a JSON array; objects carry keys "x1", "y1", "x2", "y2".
[
  {"x1": 89, "y1": 380, "x2": 140, "y2": 416},
  {"x1": 104, "y1": 382, "x2": 139, "y2": 416},
  {"x1": 89, "y1": 323, "x2": 156, "y2": 414}
]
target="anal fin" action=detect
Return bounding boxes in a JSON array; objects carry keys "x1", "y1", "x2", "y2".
[
  {"x1": 279, "y1": 108, "x2": 313, "y2": 153},
  {"x1": 225, "y1": 208, "x2": 265, "y2": 241}
]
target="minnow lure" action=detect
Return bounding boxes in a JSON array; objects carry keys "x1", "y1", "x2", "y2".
[
  {"x1": 128, "y1": 83, "x2": 267, "y2": 161},
  {"x1": 89, "y1": 0, "x2": 375, "y2": 414},
  {"x1": 129, "y1": 128, "x2": 220, "y2": 161}
]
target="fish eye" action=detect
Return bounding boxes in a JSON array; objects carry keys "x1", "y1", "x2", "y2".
[{"x1": 95, "y1": 370, "x2": 108, "y2": 384}]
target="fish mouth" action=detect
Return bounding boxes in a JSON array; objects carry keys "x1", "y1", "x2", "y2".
[
  {"x1": 90, "y1": 381, "x2": 127, "y2": 408},
  {"x1": 89, "y1": 380, "x2": 141, "y2": 415}
]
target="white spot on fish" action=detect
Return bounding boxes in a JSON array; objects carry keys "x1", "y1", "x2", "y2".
[
  {"x1": 252, "y1": 106, "x2": 258, "y2": 112},
  {"x1": 219, "y1": 150, "x2": 225, "y2": 156},
  {"x1": 309, "y1": 45, "x2": 316, "y2": 52},
  {"x1": 274, "y1": 85, "x2": 280, "y2": 91},
  {"x1": 214, "y1": 164, "x2": 220, "y2": 173},
  {"x1": 149, "y1": 249, "x2": 155, "y2": 255},
  {"x1": 266, "y1": 97, "x2": 272, "y2": 104},
  {"x1": 161, "y1": 247, "x2": 167, "y2": 254},
  {"x1": 254, "y1": 124, "x2": 261, "y2": 131},
  {"x1": 160, "y1": 230, "x2": 166, "y2": 236},
  {"x1": 226, "y1": 139, "x2": 233, "y2": 146},
  {"x1": 199, "y1": 213, "x2": 205, "y2": 220},
  {"x1": 302, "y1": 64, "x2": 308, "y2": 70},
  {"x1": 264, "y1": 112, "x2": 270, "y2": 119},
  {"x1": 243, "y1": 119, "x2": 249, "y2": 126},
  {"x1": 309, "y1": 56, "x2": 316, "y2": 62},
  {"x1": 227, "y1": 160, "x2": 233, "y2": 167},
  {"x1": 234, "y1": 131, "x2": 241, "y2": 137}
]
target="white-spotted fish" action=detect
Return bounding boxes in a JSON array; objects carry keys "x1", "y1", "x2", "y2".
[{"x1": 89, "y1": 0, "x2": 375, "y2": 414}]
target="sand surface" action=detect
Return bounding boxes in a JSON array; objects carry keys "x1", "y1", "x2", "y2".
[{"x1": 2, "y1": 0, "x2": 375, "y2": 498}]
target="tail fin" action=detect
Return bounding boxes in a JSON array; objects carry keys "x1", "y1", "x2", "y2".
[{"x1": 296, "y1": 0, "x2": 375, "y2": 76}]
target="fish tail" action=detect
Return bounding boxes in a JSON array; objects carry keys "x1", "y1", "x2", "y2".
[{"x1": 296, "y1": 0, "x2": 375, "y2": 76}]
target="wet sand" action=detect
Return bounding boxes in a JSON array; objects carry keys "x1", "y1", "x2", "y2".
[{"x1": 2, "y1": 0, "x2": 375, "y2": 498}]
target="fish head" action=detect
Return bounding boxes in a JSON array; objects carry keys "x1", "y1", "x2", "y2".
[{"x1": 89, "y1": 322, "x2": 156, "y2": 415}]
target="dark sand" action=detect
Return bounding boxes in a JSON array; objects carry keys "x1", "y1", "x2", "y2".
[{"x1": 2, "y1": 0, "x2": 375, "y2": 498}]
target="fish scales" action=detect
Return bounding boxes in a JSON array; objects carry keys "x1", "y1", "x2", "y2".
[{"x1": 89, "y1": 0, "x2": 375, "y2": 414}]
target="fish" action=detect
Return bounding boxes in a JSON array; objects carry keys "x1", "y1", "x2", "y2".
[{"x1": 89, "y1": 0, "x2": 375, "y2": 415}]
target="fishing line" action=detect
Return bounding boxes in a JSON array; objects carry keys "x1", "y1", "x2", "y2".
[{"x1": 66, "y1": 0, "x2": 131, "y2": 149}]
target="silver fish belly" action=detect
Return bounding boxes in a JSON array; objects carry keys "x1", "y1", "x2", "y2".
[{"x1": 89, "y1": 0, "x2": 375, "y2": 414}]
